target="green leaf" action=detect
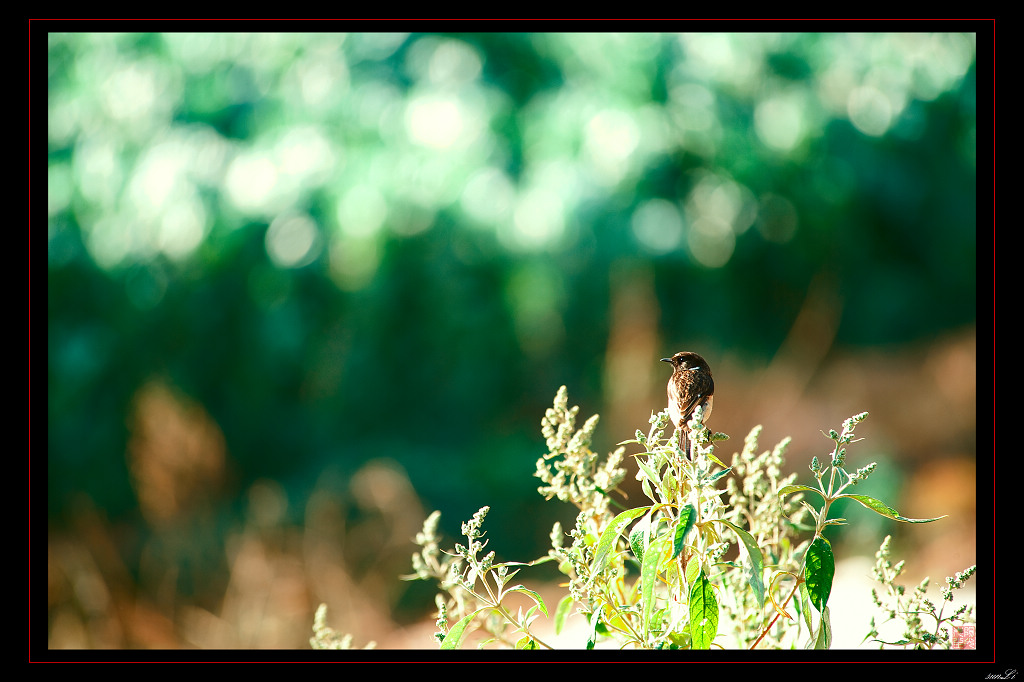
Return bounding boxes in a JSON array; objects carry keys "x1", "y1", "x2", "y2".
[
  {"x1": 804, "y1": 536, "x2": 835, "y2": 613},
  {"x1": 810, "y1": 605, "x2": 832, "y2": 649},
  {"x1": 508, "y1": 586, "x2": 549, "y2": 617},
  {"x1": 778, "y1": 483, "x2": 822, "y2": 500},
  {"x1": 684, "y1": 554, "x2": 702, "y2": 585},
  {"x1": 745, "y1": 562, "x2": 766, "y2": 611},
  {"x1": 798, "y1": 580, "x2": 814, "y2": 634},
  {"x1": 586, "y1": 609, "x2": 602, "y2": 650},
  {"x1": 706, "y1": 466, "x2": 732, "y2": 484},
  {"x1": 592, "y1": 507, "x2": 650, "y2": 574},
  {"x1": 710, "y1": 519, "x2": 765, "y2": 609},
  {"x1": 439, "y1": 610, "x2": 480, "y2": 650},
  {"x1": 498, "y1": 568, "x2": 522, "y2": 587},
  {"x1": 641, "y1": 533, "x2": 671, "y2": 638},
  {"x1": 515, "y1": 636, "x2": 539, "y2": 650},
  {"x1": 705, "y1": 450, "x2": 728, "y2": 468},
  {"x1": 689, "y1": 571, "x2": 719, "y2": 649},
  {"x1": 838, "y1": 494, "x2": 946, "y2": 523},
  {"x1": 673, "y1": 505, "x2": 696, "y2": 559},
  {"x1": 554, "y1": 595, "x2": 574, "y2": 635},
  {"x1": 767, "y1": 572, "x2": 794, "y2": 622},
  {"x1": 640, "y1": 476, "x2": 656, "y2": 503},
  {"x1": 634, "y1": 456, "x2": 662, "y2": 486},
  {"x1": 629, "y1": 513, "x2": 653, "y2": 566}
]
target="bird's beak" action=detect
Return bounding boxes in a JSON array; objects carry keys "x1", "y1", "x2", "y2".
[{"x1": 660, "y1": 357, "x2": 671, "y2": 363}]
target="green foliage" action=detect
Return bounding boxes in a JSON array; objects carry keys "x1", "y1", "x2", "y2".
[
  {"x1": 372, "y1": 386, "x2": 957, "y2": 650},
  {"x1": 864, "y1": 535, "x2": 976, "y2": 649},
  {"x1": 688, "y1": 571, "x2": 719, "y2": 649},
  {"x1": 404, "y1": 506, "x2": 555, "y2": 649},
  {"x1": 804, "y1": 536, "x2": 834, "y2": 613},
  {"x1": 309, "y1": 604, "x2": 375, "y2": 650}
]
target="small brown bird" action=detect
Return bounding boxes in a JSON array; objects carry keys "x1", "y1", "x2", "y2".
[{"x1": 661, "y1": 351, "x2": 714, "y2": 459}]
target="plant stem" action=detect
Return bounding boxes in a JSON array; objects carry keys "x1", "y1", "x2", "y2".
[{"x1": 750, "y1": 579, "x2": 802, "y2": 649}]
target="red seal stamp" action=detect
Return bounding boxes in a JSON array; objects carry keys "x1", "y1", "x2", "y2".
[{"x1": 951, "y1": 624, "x2": 976, "y2": 649}]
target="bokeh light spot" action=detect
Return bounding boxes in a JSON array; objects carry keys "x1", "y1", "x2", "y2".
[
  {"x1": 336, "y1": 184, "x2": 388, "y2": 238},
  {"x1": 265, "y1": 212, "x2": 321, "y2": 269},
  {"x1": 688, "y1": 217, "x2": 736, "y2": 268},
  {"x1": 226, "y1": 152, "x2": 278, "y2": 214},
  {"x1": 460, "y1": 167, "x2": 515, "y2": 226},
  {"x1": 847, "y1": 85, "x2": 894, "y2": 137},
  {"x1": 755, "y1": 93, "x2": 806, "y2": 152},
  {"x1": 686, "y1": 172, "x2": 758, "y2": 235},
  {"x1": 158, "y1": 196, "x2": 208, "y2": 261},
  {"x1": 631, "y1": 198, "x2": 684, "y2": 254},
  {"x1": 506, "y1": 186, "x2": 565, "y2": 252},
  {"x1": 670, "y1": 82, "x2": 716, "y2": 133},
  {"x1": 74, "y1": 135, "x2": 123, "y2": 207},
  {"x1": 85, "y1": 213, "x2": 133, "y2": 270},
  {"x1": 427, "y1": 38, "x2": 483, "y2": 87},
  {"x1": 277, "y1": 126, "x2": 337, "y2": 184},
  {"x1": 405, "y1": 95, "x2": 465, "y2": 150},
  {"x1": 584, "y1": 108, "x2": 640, "y2": 185}
]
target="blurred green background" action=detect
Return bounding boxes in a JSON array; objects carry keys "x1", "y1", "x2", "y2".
[{"x1": 47, "y1": 31, "x2": 977, "y2": 649}]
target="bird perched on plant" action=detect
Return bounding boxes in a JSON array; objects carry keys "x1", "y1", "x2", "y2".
[{"x1": 660, "y1": 351, "x2": 714, "y2": 459}]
